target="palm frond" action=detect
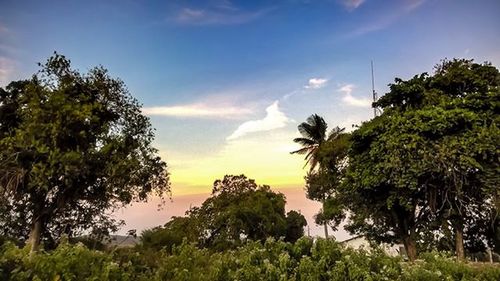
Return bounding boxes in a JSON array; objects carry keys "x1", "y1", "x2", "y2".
[
  {"x1": 297, "y1": 114, "x2": 327, "y2": 141},
  {"x1": 304, "y1": 150, "x2": 314, "y2": 161},
  {"x1": 292, "y1": 137, "x2": 316, "y2": 146},
  {"x1": 292, "y1": 114, "x2": 329, "y2": 170},
  {"x1": 308, "y1": 157, "x2": 319, "y2": 172},
  {"x1": 297, "y1": 123, "x2": 313, "y2": 139},
  {"x1": 290, "y1": 147, "x2": 310, "y2": 155},
  {"x1": 302, "y1": 114, "x2": 327, "y2": 142}
]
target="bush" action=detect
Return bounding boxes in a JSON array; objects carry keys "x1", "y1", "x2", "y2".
[{"x1": 1, "y1": 239, "x2": 499, "y2": 280}]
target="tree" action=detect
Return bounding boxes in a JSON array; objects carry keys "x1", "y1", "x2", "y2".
[
  {"x1": 311, "y1": 132, "x2": 350, "y2": 231},
  {"x1": 291, "y1": 114, "x2": 329, "y2": 171},
  {"x1": 291, "y1": 114, "x2": 345, "y2": 238},
  {"x1": 285, "y1": 210, "x2": 308, "y2": 243},
  {"x1": 0, "y1": 54, "x2": 170, "y2": 253},
  {"x1": 141, "y1": 216, "x2": 200, "y2": 253},
  {"x1": 144, "y1": 175, "x2": 307, "y2": 250},
  {"x1": 344, "y1": 112, "x2": 433, "y2": 262},
  {"x1": 342, "y1": 59, "x2": 500, "y2": 261},
  {"x1": 193, "y1": 175, "x2": 291, "y2": 250}
]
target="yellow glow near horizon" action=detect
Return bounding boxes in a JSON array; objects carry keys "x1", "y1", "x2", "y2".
[{"x1": 161, "y1": 129, "x2": 307, "y2": 196}]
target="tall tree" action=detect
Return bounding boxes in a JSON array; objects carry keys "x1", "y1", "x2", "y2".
[
  {"x1": 291, "y1": 114, "x2": 345, "y2": 238},
  {"x1": 343, "y1": 59, "x2": 500, "y2": 261},
  {"x1": 0, "y1": 54, "x2": 170, "y2": 252},
  {"x1": 309, "y1": 131, "x2": 350, "y2": 233}
]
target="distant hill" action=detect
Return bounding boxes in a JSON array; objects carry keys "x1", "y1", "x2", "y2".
[{"x1": 106, "y1": 235, "x2": 139, "y2": 247}]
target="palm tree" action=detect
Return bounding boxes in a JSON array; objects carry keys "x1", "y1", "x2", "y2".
[
  {"x1": 291, "y1": 114, "x2": 344, "y2": 238},
  {"x1": 290, "y1": 114, "x2": 328, "y2": 172}
]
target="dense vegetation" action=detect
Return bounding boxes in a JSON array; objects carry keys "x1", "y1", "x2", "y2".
[
  {"x1": 0, "y1": 55, "x2": 499, "y2": 279},
  {"x1": 1, "y1": 238, "x2": 499, "y2": 281},
  {"x1": 299, "y1": 59, "x2": 500, "y2": 262},
  {"x1": 141, "y1": 175, "x2": 308, "y2": 252},
  {"x1": 0, "y1": 54, "x2": 170, "y2": 253}
]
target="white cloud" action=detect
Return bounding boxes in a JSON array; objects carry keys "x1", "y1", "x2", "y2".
[
  {"x1": 142, "y1": 103, "x2": 252, "y2": 119},
  {"x1": 227, "y1": 101, "x2": 291, "y2": 140},
  {"x1": 304, "y1": 78, "x2": 328, "y2": 89},
  {"x1": 342, "y1": 0, "x2": 365, "y2": 10},
  {"x1": 338, "y1": 84, "x2": 372, "y2": 107},
  {"x1": 339, "y1": 84, "x2": 355, "y2": 95}
]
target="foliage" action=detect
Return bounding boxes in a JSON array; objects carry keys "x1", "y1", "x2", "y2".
[
  {"x1": 140, "y1": 175, "x2": 307, "y2": 251},
  {"x1": 1, "y1": 238, "x2": 499, "y2": 281},
  {"x1": 292, "y1": 114, "x2": 347, "y2": 238},
  {"x1": 290, "y1": 114, "x2": 330, "y2": 171},
  {"x1": 140, "y1": 216, "x2": 200, "y2": 253},
  {"x1": 335, "y1": 59, "x2": 500, "y2": 261},
  {"x1": 0, "y1": 53, "x2": 170, "y2": 251},
  {"x1": 285, "y1": 210, "x2": 308, "y2": 243},
  {"x1": 307, "y1": 132, "x2": 350, "y2": 230}
]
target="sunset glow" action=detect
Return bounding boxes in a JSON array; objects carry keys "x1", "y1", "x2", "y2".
[{"x1": 1, "y1": 0, "x2": 499, "y2": 235}]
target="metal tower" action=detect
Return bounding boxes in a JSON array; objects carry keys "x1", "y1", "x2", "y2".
[{"x1": 371, "y1": 61, "x2": 382, "y2": 117}]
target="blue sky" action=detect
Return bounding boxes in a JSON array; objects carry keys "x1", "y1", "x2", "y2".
[{"x1": 1, "y1": 0, "x2": 500, "y2": 234}]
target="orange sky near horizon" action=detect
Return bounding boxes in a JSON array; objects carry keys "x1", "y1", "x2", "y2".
[
  {"x1": 115, "y1": 187, "x2": 352, "y2": 241},
  {"x1": 160, "y1": 128, "x2": 309, "y2": 197}
]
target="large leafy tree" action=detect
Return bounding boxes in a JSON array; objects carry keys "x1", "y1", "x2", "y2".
[
  {"x1": 0, "y1": 54, "x2": 170, "y2": 252},
  {"x1": 192, "y1": 175, "x2": 295, "y2": 250},
  {"x1": 344, "y1": 112, "x2": 435, "y2": 262},
  {"x1": 343, "y1": 59, "x2": 499, "y2": 261},
  {"x1": 142, "y1": 175, "x2": 307, "y2": 251}
]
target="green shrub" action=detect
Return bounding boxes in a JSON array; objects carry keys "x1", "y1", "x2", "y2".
[{"x1": 1, "y1": 239, "x2": 499, "y2": 280}]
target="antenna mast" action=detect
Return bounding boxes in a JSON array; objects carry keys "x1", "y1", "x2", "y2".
[{"x1": 371, "y1": 61, "x2": 380, "y2": 117}]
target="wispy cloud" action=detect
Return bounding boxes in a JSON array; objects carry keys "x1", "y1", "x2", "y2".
[
  {"x1": 282, "y1": 89, "x2": 300, "y2": 101},
  {"x1": 173, "y1": 5, "x2": 273, "y2": 25},
  {"x1": 405, "y1": 0, "x2": 426, "y2": 11},
  {"x1": 176, "y1": 8, "x2": 205, "y2": 22},
  {"x1": 338, "y1": 84, "x2": 371, "y2": 107},
  {"x1": 0, "y1": 57, "x2": 16, "y2": 87},
  {"x1": 304, "y1": 78, "x2": 328, "y2": 89},
  {"x1": 349, "y1": 0, "x2": 426, "y2": 36},
  {"x1": 142, "y1": 102, "x2": 252, "y2": 119},
  {"x1": 227, "y1": 101, "x2": 291, "y2": 140},
  {"x1": 0, "y1": 20, "x2": 10, "y2": 34},
  {"x1": 341, "y1": 0, "x2": 365, "y2": 11},
  {"x1": 214, "y1": 0, "x2": 239, "y2": 11},
  {"x1": 284, "y1": 77, "x2": 329, "y2": 100}
]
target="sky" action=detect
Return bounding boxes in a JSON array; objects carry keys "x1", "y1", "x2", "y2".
[{"x1": 1, "y1": 0, "x2": 499, "y2": 237}]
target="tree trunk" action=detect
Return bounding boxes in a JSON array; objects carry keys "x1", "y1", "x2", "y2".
[
  {"x1": 321, "y1": 197, "x2": 329, "y2": 239},
  {"x1": 28, "y1": 215, "x2": 44, "y2": 256},
  {"x1": 402, "y1": 236, "x2": 417, "y2": 262},
  {"x1": 455, "y1": 227, "x2": 465, "y2": 261}
]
